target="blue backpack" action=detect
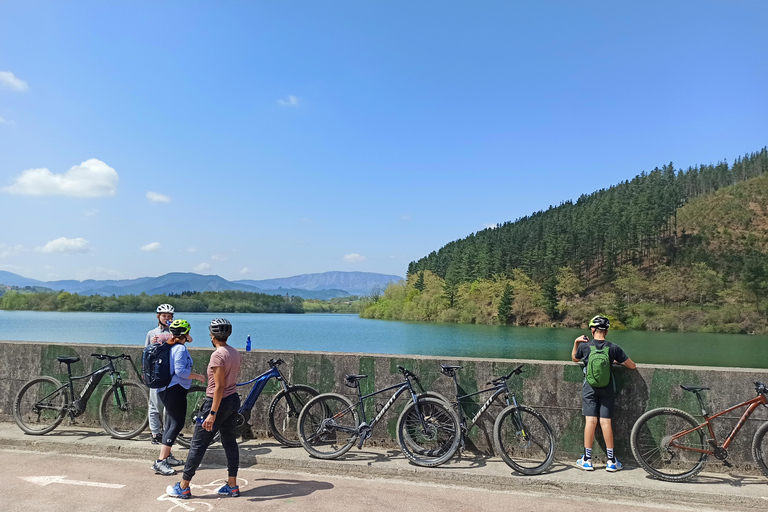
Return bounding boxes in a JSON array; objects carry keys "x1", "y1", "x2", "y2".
[{"x1": 142, "y1": 342, "x2": 174, "y2": 389}]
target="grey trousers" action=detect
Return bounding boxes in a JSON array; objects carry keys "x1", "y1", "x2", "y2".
[{"x1": 148, "y1": 388, "x2": 168, "y2": 436}]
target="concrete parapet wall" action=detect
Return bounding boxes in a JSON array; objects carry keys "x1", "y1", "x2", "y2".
[{"x1": 2, "y1": 340, "x2": 767, "y2": 471}]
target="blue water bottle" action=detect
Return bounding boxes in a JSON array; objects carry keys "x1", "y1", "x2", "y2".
[{"x1": 246, "y1": 335, "x2": 251, "y2": 352}]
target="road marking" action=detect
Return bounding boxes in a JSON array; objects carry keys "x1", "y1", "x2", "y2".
[{"x1": 19, "y1": 475, "x2": 124, "y2": 488}]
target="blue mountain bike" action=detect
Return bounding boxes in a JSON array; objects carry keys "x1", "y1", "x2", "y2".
[{"x1": 176, "y1": 358, "x2": 318, "y2": 448}]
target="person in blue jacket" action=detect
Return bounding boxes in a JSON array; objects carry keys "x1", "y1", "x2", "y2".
[{"x1": 151, "y1": 319, "x2": 207, "y2": 476}]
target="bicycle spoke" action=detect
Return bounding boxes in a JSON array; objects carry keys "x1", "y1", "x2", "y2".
[
  {"x1": 494, "y1": 406, "x2": 554, "y2": 474},
  {"x1": 298, "y1": 394, "x2": 358, "y2": 459},
  {"x1": 100, "y1": 381, "x2": 149, "y2": 439},
  {"x1": 14, "y1": 377, "x2": 68, "y2": 435}
]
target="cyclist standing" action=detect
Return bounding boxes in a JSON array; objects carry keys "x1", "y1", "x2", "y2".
[
  {"x1": 167, "y1": 318, "x2": 242, "y2": 499},
  {"x1": 145, "y1": 304, "x2": 174, "y2": 445},
  {"x1": 152, "y1": 319, "x2": 207, "y2": 476},
  {"x1": 571, "y1": 314, "x2": 636, "y2": 472}
]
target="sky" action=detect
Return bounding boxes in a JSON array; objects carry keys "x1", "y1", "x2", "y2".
[{"x1": 1, "y1": 1, "x2": 767, "y2": 283}]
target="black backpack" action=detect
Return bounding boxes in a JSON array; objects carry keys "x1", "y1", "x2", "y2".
[{"x1": 142, "y1": 342, "x2": 174, "y2": 389}]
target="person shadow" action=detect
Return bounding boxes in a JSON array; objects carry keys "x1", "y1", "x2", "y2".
[{"x1": 241, "y1": 478, "x2": 334, "y2": 502}]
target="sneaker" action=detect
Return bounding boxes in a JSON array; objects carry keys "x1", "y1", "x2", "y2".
[
  {"x1": 217, "y1": 484, "x2": 240, "y2": 497},
  {"x1": 577, "y1": 456, "x2": 594, "y2": 471},
  {"x1": 165, "y1": 455, "x2": 184, "y2": 467},
  {"x1": 152, "y1": 459, "x2": 177, "y2": 476},
  {"x1": 166, "y1": 482, "x2": 191, "y2": 499},
  {"x1": 606, "y1": 459, "x2": 623, "y2": 472},
  {"x1": 151, "y1": 434, "x2": 162, "y2": 445}
]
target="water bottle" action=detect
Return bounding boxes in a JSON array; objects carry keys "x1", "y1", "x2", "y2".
[
  {"x1": 194, "y1": 412, "x2": 204, "y2": 425},
  {"x1": 246, "y1": 335, "x2": 251, "y2": 352}
]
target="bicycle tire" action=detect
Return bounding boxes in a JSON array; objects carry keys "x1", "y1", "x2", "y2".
[
  {"x1": 175, "y1": 385, "x2": 221, "y2": 448},
  {"x1": 13, "y1": 376, "x2": 68, "y2": 435},
  {"x1": 400, "y1": 392, "x2": 458, "y2": 456},
  {"x1": 268, "y1": 384, "x2": 319, "y2": 447},
  {"x1": 397, "y1": 396, "x2": 461, "y2": 467},
  {"x1": 493, "y1": 405, "x2": 555, "y2": 475},
  {"x1": 100, "y1": 380, "x2": 150, "y2": 439},
  {"x1": 298, "y1": 393, "x2": 359, "y2": 459},
  {"x1": 630, "y1": 407, "x2": 707, "y2": 482},
  {"x1": 751, "y1": 420, "x2": 768, "y2": 479}
]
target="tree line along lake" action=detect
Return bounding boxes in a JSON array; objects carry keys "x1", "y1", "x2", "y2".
[{"x1": 1, "y1": 310, "x2": 767, "y2": 369}]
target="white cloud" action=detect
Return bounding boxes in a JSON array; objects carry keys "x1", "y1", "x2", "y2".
[
  {"x1": 485, "y1": 223, "x2": 499, "y2": 230},
  {"x1": 343, "y1": 253, "x2": 366, "y2": 264},
  {"x1": 146, "y1": 191, "x2": 171, "y2": 203},
  {"x1": 211, "y1": 255, "x2": 228, "y2": 261},
  {"x1": 193, "y1": 262, "x2": 211, "y2": 272},
  {"x1": 0, "y1": 116, "x2": 16, "y2": 126},
  {"x1": 0, "y1": 264, "x2": 24, "y2": 272},
  {"x1": 0, "y1": 244, "x2": 24, "y2": 258},
  {"x1": 0, "y1": 71, "x2": 29, "y2": 92},
  {"x1": 239, "y1": 267, "x2": 250, "y2": 275},
  {"x1": 277, "y1": 95, "x2": 299, "y2": 107},
  {"x1": 36, "y1": 237, "x2": 89, "y2": 254},
  {"x1": 141, "y1": 242, "x2": 161, "y2": 252},
  {"x1": 187, "y1": 247, "x2": 198, "y2": 253},
  {"x1": 2, "y1": 159, "x2": 118, "y2": 197}
]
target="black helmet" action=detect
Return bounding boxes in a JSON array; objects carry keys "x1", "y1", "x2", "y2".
[
  {"x1": 209, "y1": 318, "x2": 232, "y2": 338},
  {"x1": 589, "y1": 315, "x2": 610, "y2": 330}
]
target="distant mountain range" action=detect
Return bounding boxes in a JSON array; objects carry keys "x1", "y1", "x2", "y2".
[{"x1": 0, "y1": 270, "x2": 403, "y2": 300}]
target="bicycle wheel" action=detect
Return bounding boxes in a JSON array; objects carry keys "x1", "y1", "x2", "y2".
[
  {"x1": 630, "y1": 407, "x2": 707, "y2": 482},
  {"x1": 298, "y1": 393, "x2": 359, "y2": 459},
  {"x1": 175, "y1": 385, "x2": 220, "y2": 448},
  {"x1": 14, "y1": 376, "x2": 68, "y2": 435},
  {"x1": 100, "y1": 380, "x2": 150, "y2": 439},
  {"x1": 493, "y1": 405, "x2": 555, "y2": 475},
  {"x1": 400, "y1": 392, "x2": 459, "y2": 456},
  {"x1": 268, "y1": 384, "x2": 319, "y2": 447},
  {"x1": 397, "y1": 397, "x2": 461, "y2": 467},
  {"x1": 751, "y1": 420, "x2": 768, "y2": 479}
]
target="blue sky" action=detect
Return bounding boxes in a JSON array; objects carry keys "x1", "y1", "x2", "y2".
[{"x1": 1, "y1": 1, "x2": 766, "y2": 282}]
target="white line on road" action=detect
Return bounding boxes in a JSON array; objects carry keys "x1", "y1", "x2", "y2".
[{"x1": 19, "y1": 475, "x2": 125, "y2": 488}]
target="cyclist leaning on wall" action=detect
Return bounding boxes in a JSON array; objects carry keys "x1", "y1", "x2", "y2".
[{"x1": 571, "y1": 314, "x2": 636, "y2": 472}]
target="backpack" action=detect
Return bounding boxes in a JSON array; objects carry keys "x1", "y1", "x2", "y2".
[
  {"x1": 142, "y1": 342, "x2": 174, "y2": 389},
  {"x1": 585, "y1": 344, "x2": 611, "y2": 388}
]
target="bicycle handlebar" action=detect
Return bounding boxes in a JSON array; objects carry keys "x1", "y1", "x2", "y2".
[
  {"x1": 268, "y1": 358, "x2": 285, "y2": 367},
  {"x1": 488, "y1": 364, "x2": 524, "y2": 385},
  {"x1": 91, "y1": 353, "x2": 129, "y2": 361},
  {"x1": 397, "y1": 365, "x2": 419, "y2": 381},
  {"x1": 756, "y1": 381, "x2": 767, "y2": 396}
]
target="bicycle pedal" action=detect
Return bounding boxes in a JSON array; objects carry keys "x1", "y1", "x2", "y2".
[{"x1": 722, "y1": 460, "x2": 733, "y2": 468}]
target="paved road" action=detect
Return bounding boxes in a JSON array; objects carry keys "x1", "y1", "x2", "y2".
[
  {"x1": 0, "y1": 449, "x2": 747, "y2": 512},
  {"x1": 0, "y1": 422, "x2": 767, "y2": 511}
]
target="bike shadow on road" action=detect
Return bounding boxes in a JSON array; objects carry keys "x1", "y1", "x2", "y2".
[
  {"x1": 637, "y1": 472, "x2": 766, "y2": 488},
  {"x1": 240, "y1": 478, "x2": 334, "y2": 502}
]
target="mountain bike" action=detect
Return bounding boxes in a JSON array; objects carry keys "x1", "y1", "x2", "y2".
[
  {"x1": 14, "y1": 353, "x2": 149, "y2": 439},
  {"x1": 630, "y1": 382, "x2": 768, "y2": 482},
  {"x1": 297, "y1": 365, "x2": 461, "y2": 467},
  {"x1": 176, "y1": 358, "x2": 318, "y2": 448},
  {"x1": 428, "y1": 364, "x2": 555, "y2": 475}
]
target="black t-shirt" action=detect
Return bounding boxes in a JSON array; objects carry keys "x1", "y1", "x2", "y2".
[{"x1": 575, "y1": 339, "x2": 629, "y2": 395}]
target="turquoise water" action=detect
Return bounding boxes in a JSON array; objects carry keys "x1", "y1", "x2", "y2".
[{"x1": 0, "y1": 310, "x2": 766, "y2": 369}]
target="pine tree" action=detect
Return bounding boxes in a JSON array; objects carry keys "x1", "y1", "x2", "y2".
[{"x1": 498, "y1": 283, "x2": 514, "y2": 325}]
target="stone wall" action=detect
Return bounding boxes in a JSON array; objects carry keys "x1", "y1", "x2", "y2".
[{"x1": 2, "y1": 340, "x2": 767, "y2": 470}]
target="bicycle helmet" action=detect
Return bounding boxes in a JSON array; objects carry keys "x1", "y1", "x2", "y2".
[
  {"x1": 169, "y1": 319, "x2": 191, "y2": 336},
  {"x1": 589, "y1": 315, "x2": 610, "y2": 330},
  {"x1": 209, "y1": 318, "x2": 232, "y2": 338},
  {"x1": 156, "y1": 303, "x2": 175, "y2": 314}
]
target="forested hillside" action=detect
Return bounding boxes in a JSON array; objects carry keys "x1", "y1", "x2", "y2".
[{"x1": 362, "y1": 148, "x2": 768, "y2": 334}]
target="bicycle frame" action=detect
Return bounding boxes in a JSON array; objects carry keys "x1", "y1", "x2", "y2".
[
  {"x1": 235, "y1": 363, "x2": 288, "y2": 414},
  {"x1": 671, "y1": 393, "x2": 768, "y2": 454},
  {"x1": 50, "y1": 355, "x2": 136, "y2": 418},
  {"x1": 353, "y1": 379, "x2": 420, "y2": 429}
]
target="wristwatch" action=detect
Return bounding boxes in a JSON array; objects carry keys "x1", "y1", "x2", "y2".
[{"x1": 210, "y1": 411, "x2": 217, "y2": 416}]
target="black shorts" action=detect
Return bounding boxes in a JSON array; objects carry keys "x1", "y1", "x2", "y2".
[{"x1": 582, "y1": 385, "x2": 614, "y2": 418}]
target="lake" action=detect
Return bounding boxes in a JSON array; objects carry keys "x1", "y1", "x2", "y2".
[{"x1": 1, "y1": 310, "x2": 766, "y2": 369}]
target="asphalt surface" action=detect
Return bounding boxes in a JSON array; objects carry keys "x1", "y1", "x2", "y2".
[{"x1": 1, "y1": 422, "x2": 767, "y2": 511}]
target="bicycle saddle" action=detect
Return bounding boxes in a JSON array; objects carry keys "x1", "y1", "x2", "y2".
[
  {"x1": 345, "y1": 374, "x2": 367, "y2": 383},
  {"x1": 680, "y1": 385, "x2": 710, "y2": 393},
  {"x1": 441, "y1": 365, "x2": 463, "y2": 371},
  {"x1": 57, "y1": 356, "x2": 80, "y2": 364}
]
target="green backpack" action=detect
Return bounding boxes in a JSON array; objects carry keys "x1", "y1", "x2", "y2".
[{"x1": 585, "y1": 344, "x2": 611, "y2": 388}]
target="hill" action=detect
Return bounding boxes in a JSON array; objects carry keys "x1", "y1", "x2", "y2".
[
  {"x1": 0, "y1": 271, "x2": 403, "y2": 300},
  {"x1": 363, "y1": 147, "x2": 768, "y2": 334}
]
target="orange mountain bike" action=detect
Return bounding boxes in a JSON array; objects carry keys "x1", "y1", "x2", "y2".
[{"x1": 630, "y1": 382, "x2": 768, "y2": 482}]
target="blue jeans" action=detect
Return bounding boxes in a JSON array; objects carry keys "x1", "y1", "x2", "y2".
[{"x1": 181, "y1": 393, "x2": 241, "y2": 481}]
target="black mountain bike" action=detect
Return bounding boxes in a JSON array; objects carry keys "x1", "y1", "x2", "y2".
[
  {"x1": 430, "y1": 364, "x2": 555, "y2": 475},
  {"x1": 297, "y1": 365, "x2": 461, "y2": 467},
  {"x1": 176, "y1": 358, "x2": 318, "y2": 448},
  {"x1": 14, "y1": 353, "x2": 149, "y2": 439}
]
